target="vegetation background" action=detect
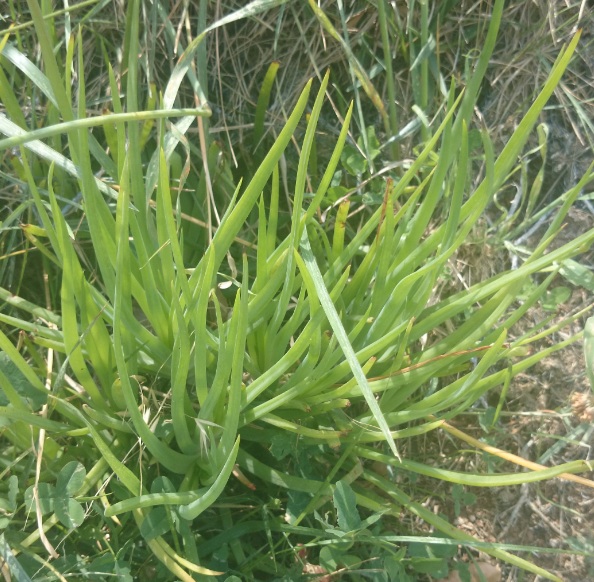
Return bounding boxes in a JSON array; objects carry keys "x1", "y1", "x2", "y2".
[{"x1": 1, "y1": 0, "x2": 593, "y2": 581}]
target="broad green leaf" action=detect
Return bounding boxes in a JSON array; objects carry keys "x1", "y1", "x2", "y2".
[
  {"x1": 410, "y1": 557, "x2": 448, "y2": 578},
  {"x1": 452, "y1": 484, "x2": 477, "y2": 518},
  {"x1": 56, "y1": 461, "x2": 86, "y2": 496},
  {"x1": 54, "y1": 497, "x2": 85, "y2": 529},
  {"x1": 385, "y1": 555, "x2": 413, "y2": 582},
  {"x1": 139, "y1": 475, "x2": 178, "y2": 540},
  {"x1": 7, "y1": 476, "x2": 18, "y2": 513},
  {"x1": 88, "y1": 555, "x2": 134, "y2": 582},
  {"x1": 542, "y1": 287, "x2": 571, "y2": 312},
  {"x1": 140, "y1": 507, "x2": 172, "y2": 541},
  {"x1": 333, "y1": 480, "x2": 361, "y2": 532},
  {"x1": 0, "y1": 352, "x2": 46, "y2": 410},
  {"x1": 0, "y1": 534, "x2": 33, "y2": 582},
  {"x1": 559, "y1": 259, "x2": 594, "y2": 292},
  {"x1": 24, "y1": 483, "x2": 55, "y2": 515},
  {"x1": 285, "y1": 490, "x2": 312, "y2": 525},
  {"x1": 270, "y1": 433, "x2": 296, "y2": 461}
]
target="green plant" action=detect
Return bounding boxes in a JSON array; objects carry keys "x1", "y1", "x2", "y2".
[
  {"x1": 585, "y1": 315, "x2": 594, "y2": 390},
  {"x1": 1, "y1": 0, "x2": 594, "y2": 580}
]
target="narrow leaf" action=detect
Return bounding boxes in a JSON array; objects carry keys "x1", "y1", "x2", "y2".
[
  {"x1": 179, "y1": 437, "x2": 240, "y2": 520},
  {"x1": 298, "y1": 226, "x2": 401, "y2": 460}
]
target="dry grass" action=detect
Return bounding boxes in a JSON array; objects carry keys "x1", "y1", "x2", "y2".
[{"x1": 195, "y1": 0, "x2": 594, "y2": 230}]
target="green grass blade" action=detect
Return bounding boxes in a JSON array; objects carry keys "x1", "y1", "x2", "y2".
[
  {"x1": 0, "y1": 115, "x2": 119, "y2": 200},
  {"x1": 112, "y1": 155, "x2": 196, "y2": 473},
  {"x1": 253, "y1": 60, "x2": 280, "y2": 147},
  {"x1": 362, "y1": 469, "x2": 564, "y2": 581},
  {"x1": 298, "y1": 225, "x2": 401, "y2": 460},
  {"x1": 585, "y1": 316, "x2": 594, "y2": 391},
  {"x1": 163, "y1": 0, "x2": 290, "y2": 111},
  {"x1": 0, "y1": 108, "x2": 208, "y2": 152},
  {"x1": 178, "y1": 436, "x2": 240, "y2": 520},
  {"x1": 206, "y1": 79, "x2": 312, "y2": 270}
]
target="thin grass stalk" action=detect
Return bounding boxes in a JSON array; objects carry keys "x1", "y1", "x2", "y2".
[
  {"x1": 359, "y1": 470, "x2": 564, "y2": 581},
  {"x1": 419, "y1": 0, "x2": 429, "y2": 141},
  {"x1": 377, "y1": 0, "x2": 399, "y2": 161}
]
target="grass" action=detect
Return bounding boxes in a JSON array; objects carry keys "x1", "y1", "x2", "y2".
[{"x1": 1, "y1": 1, "x2": 594, "y2": 580}]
